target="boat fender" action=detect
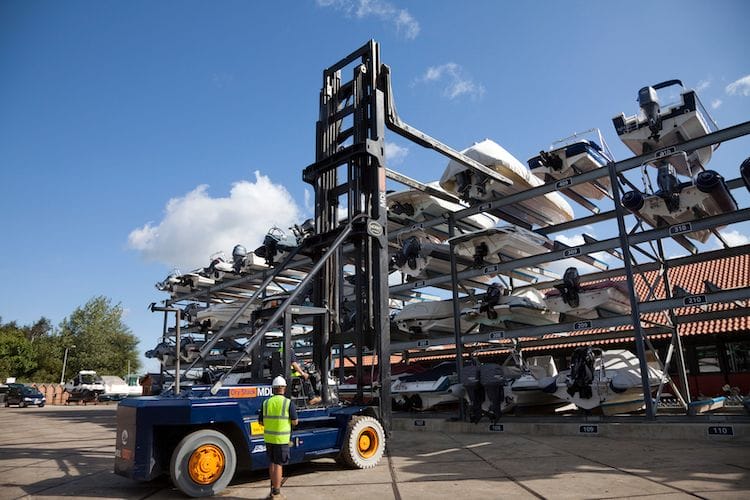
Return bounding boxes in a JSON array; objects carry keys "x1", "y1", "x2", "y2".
[
  {"x1": 622, "y1": 190, "x2": 645, "y2": 212},
  {"x1": 695, "y1": 170, "x2": 738, "y2": 212},
  {"x1": 740, "y1": 157, "x2": 750, "y2": 192}
]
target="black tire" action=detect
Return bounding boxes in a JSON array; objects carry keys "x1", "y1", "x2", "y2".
[
  {"x1": 337, "y1": 415, "x2": 385, "y2": 469},
  {"x1": 19, "y1": 401, "x2": 27, "y2": 408},
  {"x1": 170, "y1": 429, "x2": 236, "y2": 498},
  {"x1": 38, "y1": 403, "x2": 45, "y2": 408},
  {"x1": 4, "y1": 401, "x2": 9, "y2": 407}
]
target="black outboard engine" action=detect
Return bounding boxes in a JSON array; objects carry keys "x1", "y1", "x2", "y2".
[
  {"x1": 231, "y1": 244, "x2": 247, "y2": 274},
  {"x1": 390, "y1": 201, "x2": 415, "y2": 217},
  {"x1": 554, "y1": 267, "x2": 581, "y2": 308},
  {"x1": 392, "y1": 236, "x2": 422, "y2": 271},
  {"x1": 539, "y1": 149, "x2": 564, "y2": 171},
  {"x1": 472, "y1": 242, "x2": 490, "y2": 268},
  {"x1": 461, "y1": 361, "x2": 484, "y2": 423},
  {"x1": 454, "y1": 170, "x2": 474, "y2": 200},
  {"x1": 480, "y1": 363, "x2": 507, "y2": 422},
  {"x1": 741, "y1": 157, "x2": 750, "y2": 192},
  {"x1": 567, "y1": 346, "x2": 596, "y2": 399},
  {"x1": 638, "y1": 85, "x2": 662, "y2": 141},
  {"x1": 480, "y1": 284, "x2": 505, "y2": 320},
  {"x1": 656, "y1": 165, "x2": 682, "y2": 212}
]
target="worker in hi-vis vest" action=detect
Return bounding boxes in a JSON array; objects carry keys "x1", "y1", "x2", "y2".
[
  {"x1": 278, "y1": 345, "x2": 321, "y2": 406},
  {"x1": 259, "y1": 376, "x2": 298, "y2": 500}
]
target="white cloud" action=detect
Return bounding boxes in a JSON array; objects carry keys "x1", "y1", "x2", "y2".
[
  {"x1": 385, "y1": 141, "x2": 408, "y2": 164},
  {"x1": 415, "y1": 63, "x2": 485, "y2": 100},
  {"x1": 726, "y1": 75, "x2": 750, "y2": 96},
  {"x1": 128, "y1": 171, "x2": 301, "y2": 269},
  {"x1": 718, "y1": 229, "x2": 750, "y2": 247},
  {"x1": 695, "y1": 79, "x2": 711, "y2": 92},
  {"x1": 316, "y1": 0, "x2": 420, "y2": 39},
  {"x1": 711, "y1": 99, "x2": 722, "y2": 109}
]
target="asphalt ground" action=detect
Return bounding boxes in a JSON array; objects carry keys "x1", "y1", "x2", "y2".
[{"x1": 1, "y1": 405, "x2": 749, "y2": 500}]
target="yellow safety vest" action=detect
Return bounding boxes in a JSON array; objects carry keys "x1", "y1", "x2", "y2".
[{"x1": 263, "y1": 395, "x2": 292, "y2": 445}]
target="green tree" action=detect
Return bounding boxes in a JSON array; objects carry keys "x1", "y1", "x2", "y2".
[
  {"x1": 0, "y1": 320, "x2": 38, "y2": 380},
  {"x1": 58, "y1": 296, "x2": 141, "y2": 379}
]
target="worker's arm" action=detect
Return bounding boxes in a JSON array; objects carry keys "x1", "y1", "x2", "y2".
[
  {"x1": 289, "y1": 401, "x2": 299, "y2": 426},
  {"x1": 291, "y1": 361, "x2": 309, "y2": 379}
]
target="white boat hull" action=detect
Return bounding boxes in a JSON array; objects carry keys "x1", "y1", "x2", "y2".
[
  {"x1": 440, "y1": 139, "x2": 574, "y2": 226},
  {"x1": 545, "y1": 284, "x2": 631, "y2": 319}
]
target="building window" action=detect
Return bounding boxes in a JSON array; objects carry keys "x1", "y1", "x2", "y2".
[
  {"x1": 725, "y1": 341, "x2": 750, "y2": 373},
  {"x1": 695, "y1": 345, "x2": 721, "y2": 373}
]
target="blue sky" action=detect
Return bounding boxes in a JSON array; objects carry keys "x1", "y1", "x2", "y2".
[{"x1": 1, "y1": 0, "x2": 749, "y2": 373}]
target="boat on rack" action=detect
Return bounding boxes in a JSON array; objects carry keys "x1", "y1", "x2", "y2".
[
  {"x1": 543, "y1": 347, "x2": 664, "y2": 415},
  {"x1": 190, "y1": 301, "x2": 259, "y2": 330},
  {"x1": 612, "y1": 79, "x2": 718, "y2": 175},
  {"x1": 393, "y1": 297, "x2": 478, "y2": 336},
  {"x1": 462, "y1": 285, "x2": 560, "y2": 328},
  {"x1": 390, "y1": 230, "x2": 506, "y2": 285},
  {"x1": 544, "y1": 267, "x2": 631, "y2": 320},
  {"x1": 528, "y1": 129, "x2": 613, "y2": 201},
  {"x1": 387, "y1": 183, "x2": 498, "y2": 236},
  {"x1": 621, "y1": 169, "x2": 738, "y2": 243},
  {"x1": 391, "y1": 361, "x2": 463, "y2": 411},
  {"x1": 450, "y1": 225, "x2": 552, "y2": 265},
  {"x1": 439, "y1": 139, "x2": 574, "y2": 227}
]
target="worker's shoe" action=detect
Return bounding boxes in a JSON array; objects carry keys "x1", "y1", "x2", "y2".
[
  {"x1": 270, "y1": 492, "x2": 286, "y2": 500},
  {"x1": 308, "y1": 396, "x2": 322, "y2": 406}
]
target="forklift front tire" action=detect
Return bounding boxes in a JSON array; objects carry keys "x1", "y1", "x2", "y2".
[
  {"x1": 338, "y1": 415, "x2": 385, "y2": 469},
  {"x1": 170, "y1": 429, "x2": 237, "y2": 498}
]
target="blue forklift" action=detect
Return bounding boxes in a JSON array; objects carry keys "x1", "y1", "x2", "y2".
[{"x1": 115, "y1": 41, "x2": 395, "y2": 497}]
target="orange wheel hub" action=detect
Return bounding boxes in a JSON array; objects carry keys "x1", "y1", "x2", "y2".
[
  {"x1": 188, "y1": 444, "x2": 225, "y2": 485},
  {"x1": 357, "y1": 428, "x2": 379, "y2": 459}
]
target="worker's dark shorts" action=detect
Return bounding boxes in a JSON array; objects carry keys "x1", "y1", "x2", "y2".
[{"x1": 266, "y1": 443, "x2": 290, "y2": 465}]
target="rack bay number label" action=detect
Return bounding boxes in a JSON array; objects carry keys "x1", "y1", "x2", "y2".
[
  {"x1": 579, "y1": 424, "x2": 599, "y2": 434},
  {"x1": 707, "y1": 425, "x2": 733, "y2": 436},
  {"x1": 684, "y1": 295, "x2": 707, "y2": 306},
  {"x1": 489, "y1": 424, "x2": 504, "y2": 432},
  {"x1": 670, "y1": 222, "x2": 693, "y2": 235}
]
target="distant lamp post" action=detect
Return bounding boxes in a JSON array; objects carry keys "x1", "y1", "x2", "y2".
[{"x1": 60, "y1": 345, "x2": 76, "y2": 384}]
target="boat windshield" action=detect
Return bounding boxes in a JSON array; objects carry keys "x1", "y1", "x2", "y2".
[{"x1": 80, "y1": 374, "x2": 100, "y2": 384}]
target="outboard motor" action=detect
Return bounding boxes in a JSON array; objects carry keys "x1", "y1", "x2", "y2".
[
  {"x1": 539, "y1": 149, "x2": 564, "y2": 171},
  {"x1": 480, "y1": 363, "x2": 507, "y2": 421},
  {"x1": 231, "y1": 244, "x2": 247, "y2": 273},
  {"x1": 480, "y1": 284, "x2": 505, "y2": 320},
  {"x1": 554, "y1": 267, "x2": 581, "y2": 308},
  {"x1": 460, "y1": 361, "x2": 484, "y2": 423},
  {"x1": 390, "y1": 201, "x2": 415, "y2": 217},
  {"x1": 392, "y1": 236, "x2": 422, "y2": 271},
  {"x1": 567, "y1": 346, "x2": 596, "y2": 399},
  {"x1": 655, "y1": 164, "x2": 682, "y2": 212},
  {"x1": 454, "y1": 170, "x2": 474, "y2": 199},
  {"x1": 472, "y1": 242, "x2": 490, "y2": 268},
  {"x1": 638, "y1": 85, "x2": 662, "y2": 141}
]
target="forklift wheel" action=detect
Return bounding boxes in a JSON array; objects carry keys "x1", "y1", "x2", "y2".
[
  {"x1": 170, "y1": 429, "x2": 237, "y2": 497},
  {"x1": 337, "y1": 415, "x2": 385, "y2": 469}
]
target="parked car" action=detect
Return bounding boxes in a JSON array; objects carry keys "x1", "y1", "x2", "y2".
[{"x1": 5, "y1": 385, "x2": 46, "y2": 408}]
